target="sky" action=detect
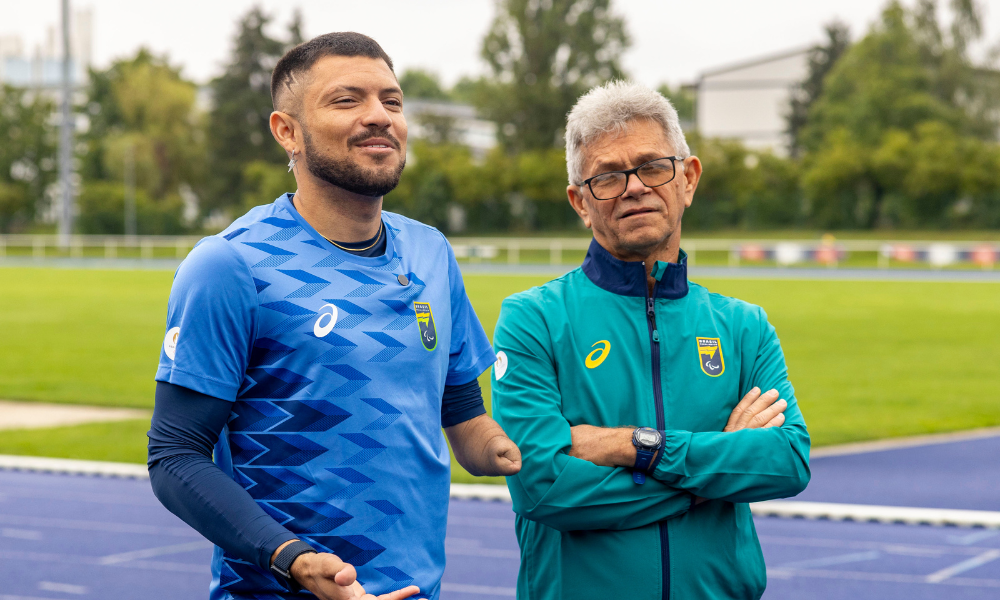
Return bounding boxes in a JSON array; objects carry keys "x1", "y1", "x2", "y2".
[{"x1": 5, "y1": 0, "x2": 1000, "y2": 88}]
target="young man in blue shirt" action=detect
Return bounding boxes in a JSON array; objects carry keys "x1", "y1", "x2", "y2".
[{"x1": 147, "y1": 32, "x2": 521, "y2": 600}]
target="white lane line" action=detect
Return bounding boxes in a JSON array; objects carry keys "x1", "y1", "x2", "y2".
[
  {"x1": 764, "y1": 567, "x2": 1000, "y2": 588},
  {"x1": 810, "y1": 427, "x2": 1000, "y2": 458},
  {"x1": 447, "y1": 516, "x2": 515, "y2": 529},
  {"x1": 948, "y1": 530, "x2": 1000, "y2": 545},
  {"x1": 926, "y1": 549, "x2": 1000, "y2": 583},
  {"x1": 0, "y1": 514, "x2": 197, "y2": 537},
  {"x1": 752, "y1": 500, "x2": 1000, "y2": 528},
  {"x1": 440, "y1": 583, "x2": 517, "y2": 597},
  {"x1": 1, "y1": 528, "x2": 42, "y2": 540},
  {"x1": 37, "y1": 582, "x2": 86, "y2": 595},
  {"x1": 98, "y1": 541, "x2": 212, "y2": 565},
  {"x1": 758, "y1": 534, "x2": 983, "y2": 557},
  {"x1": 0, "y1": 595, "x2": 66, "y2": 600},
  {"x1": 777, "y1": 550, "x2": 881, "y2": 570},
  {"x1": 0, "y1": 550, "x2": 207, "y2": 574}
]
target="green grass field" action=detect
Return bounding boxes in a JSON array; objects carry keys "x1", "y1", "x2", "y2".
[{"x1": 1, "y1": 267, "x2": 998, "y2": 483}]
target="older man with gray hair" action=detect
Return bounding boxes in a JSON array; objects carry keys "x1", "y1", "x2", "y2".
[{"x1": 490, "y1": 81, "x2": 811, "y2": 600}]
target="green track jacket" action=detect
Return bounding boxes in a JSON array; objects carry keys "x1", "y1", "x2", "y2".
[{"x1": 491, "y1": 239, "x2": 811, "y2": 600}]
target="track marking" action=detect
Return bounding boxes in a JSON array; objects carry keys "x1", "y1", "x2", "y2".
[
  {"x1": 764, "y1": 567, "x2": 1000, "y2": 588},
  {"x1": 1, "y1": 528, "x2": 42, "y2": 540},
  {"x1": 752, "y1": 500, "x2": 1000, "y2": 528},
  {"x1": 811, "y1": 427, "x2": 1000, "y2": 458},
  {"x1": 0, "y1": 595, "x2": 66, "y2": 600},
  {"x1": 447, "y1": 516, "x2": 515, "y2": 529},
  {"x1": 0, "y1": 514, "x2": 197, "y2": 537},
  {"x1": 776, "y1": 550, "x2": 881, "y2": 571},
  {"x1": 948, "y1": 530, "x2": 1000, "y2": 545},
  {"x1": 98, "y1": 541, "x2": 212, "y2": 565},
  {"x1": 440, "y1": 583, "x2": 517, "y2": 597},
  {"x1": 758, "y1": 534, "x2": 989, "y2": 556},
  {"x1": 37, "y1": 582, "x2": 86, "y2": 595},
  {"x1": 0, "y1": 550, "x2": 206, "y2": 573},
  {"x1": 926, "y1": 549, "x2": 1000, "y2": 583}
]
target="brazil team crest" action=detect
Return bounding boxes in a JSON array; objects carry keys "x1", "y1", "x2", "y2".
[
  {"x1": 697, "y1": 337, "x2": 725, "y2": 377},
  {"x1": 414, "y1": 302, "x2": 438, "y2": 351}
]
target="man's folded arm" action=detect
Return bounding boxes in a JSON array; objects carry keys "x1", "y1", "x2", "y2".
[
  {"x1": 492, "y1": 298, "x2": 693, "y2": 533},
  {"x1": 147, "y1": 382, "x2": 298, "y2": 572},
  {"x1": 649, "y1": 309, "x2": 811, "y2": 502}
]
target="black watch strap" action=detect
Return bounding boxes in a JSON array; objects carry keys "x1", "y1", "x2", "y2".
[{"x1": 269, "y1": 540, "x2": 317, "y2": 592}]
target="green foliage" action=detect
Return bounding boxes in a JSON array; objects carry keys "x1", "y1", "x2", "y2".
[
  {"x1": 206, "y1": 7, "x2": 298, "y2": 216},
  {"x1": 787, "y1": 21, "x2": 851, "y2": 157},
  {"x1": 478, "y1": 0, "x2": 630, "y2": 151},
  {"x1": 76, "y1": 180, "x2": 187, "y2": 235},
  {"x1": 798, "y1": 0, "x2": 1000, "y2": 228},
  {"x1": 241, "y1": 160, "x2": 296, "y2": 214},
  {"x1": 687, "y1": 135, "x2": 801, "y2": 230},
  {"x1": 399, "y1": 69, "x2": 449, "y2": 100},
  {"x1": 656, "y1": 84, "x2": 695, "y2": 124},
  {"x1": 0, "y1": 85, "x2": 56, "y2": 232}
]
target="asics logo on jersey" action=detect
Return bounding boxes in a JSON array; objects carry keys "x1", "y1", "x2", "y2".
[
  {"x1": 585, "y1": 340, "x2": 610, "y2": 369},
  {"x1": 314, "y1": 304, "x2": 339, "y2": 338}
]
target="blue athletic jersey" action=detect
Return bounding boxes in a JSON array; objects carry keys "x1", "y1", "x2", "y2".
[{"x1": 156, "y1": 193, "x2": 496, "y2": 600}]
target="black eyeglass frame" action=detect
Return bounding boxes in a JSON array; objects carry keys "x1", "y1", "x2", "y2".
[{"x1": 579, "y1": 156, "x2": 687, "y2": 200}]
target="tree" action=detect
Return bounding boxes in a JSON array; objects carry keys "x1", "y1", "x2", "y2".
[
  {"x1": 478, "y1": 0, "x2": 630, "y2": 151},
  {"x1": 80, "y1": 50, "x2": 204, "y2": 233},
  {"x1": 399, "y1": 69, "x2": 449, "y2": 100},
  {"x1": 206, "y1": 7, "x2": 299, "y2": 215},
  {"x1": 0, "y1": 86, "x2": 56, "y2": 232},
  {"x1": 786, "y1": 21, "x2": 851, "y2": 157},
  {"x1": 799, "y1": 0, "x2": 1000, "y2": 228},
  {"x1": 656, "y1": 84, "x2": 695, "y2": 124}
]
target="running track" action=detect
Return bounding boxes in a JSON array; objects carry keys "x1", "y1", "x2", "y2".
[{"x1": 1, "y1": 432, "x2": 998, "y2": 599}]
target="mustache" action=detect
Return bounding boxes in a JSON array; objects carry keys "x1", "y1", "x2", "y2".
[{"x1": 347, "y1": 128, "x2": 402, "y2": 151}]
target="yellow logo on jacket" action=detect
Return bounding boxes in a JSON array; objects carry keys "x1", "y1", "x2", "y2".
[
  {"x1": 697, "y1": 337, "x2": 725, "y2": 377},
  {"x1": 585, "y1": 340, "x2": 610, "y2": 369}
]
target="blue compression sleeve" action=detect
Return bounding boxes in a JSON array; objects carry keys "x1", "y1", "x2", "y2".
[
  {"x1": 441, "y1": 378, "x2": 487, "y2": 428},
  {"x1": 147, "y1": 382, "x2": 297, "y2": 571}
]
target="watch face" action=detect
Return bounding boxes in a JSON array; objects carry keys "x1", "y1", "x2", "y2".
[{"x1": 637, "y1": 429, "x2": 660, "y2": 446}]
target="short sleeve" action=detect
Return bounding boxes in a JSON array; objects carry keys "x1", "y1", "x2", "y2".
[
  {"x1": 155, "y1": 236, "x2": 258, "y2": 401},
  {"x1": 444, "y1": 243, "x2": 497, "y2": 386}
]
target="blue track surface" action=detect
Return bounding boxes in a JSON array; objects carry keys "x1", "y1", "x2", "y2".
[{"x1": 1, "y1": 434, "x2": 998, "y2": 599}]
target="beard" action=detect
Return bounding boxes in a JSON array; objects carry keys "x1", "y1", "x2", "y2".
[{"x1": 303, "y1": 127, "x2": 405, "y2": 198}]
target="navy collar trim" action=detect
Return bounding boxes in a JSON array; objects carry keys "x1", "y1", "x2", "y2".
[{"x1": 581, "y1": 238, "x2": 689, "y2": 299}]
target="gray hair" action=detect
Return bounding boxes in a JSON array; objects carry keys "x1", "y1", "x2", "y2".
[{"x1": 565, "y1": 80, "x2": 690, "y2": 185}]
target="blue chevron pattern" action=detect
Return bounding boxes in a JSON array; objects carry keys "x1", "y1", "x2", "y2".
[
  {"x1": 396, "y1": 272, "x2": 426, "y2": 304},
  {"x1": 364, "y1": 332, "x2": 406, "y2": 363},
  {"x1": 246, "y1": 434, "x2": 327, "y2": 467},
  {"x1": 236, "y1": 467, "x2": 313, "y2": 500},
  {"x1": 365, "y1": 499, "x2": 403, "y2": 532},
  {"x1": 306, "y1": 535, "x2": 385, "y2": 566},
  {"x1": 360, "y1": 398, "x2": 401, "y2": 431},
  {"x1": 253, "y1": 277, "x2": 271, "y2": 294},
  {"x1": 324, "y1": 299, "x2": 371, "y2": 329},
  {"x1": 326, "y1": 467, "x2": 375, "y2": 499},
  {"x1": 260, "y1": 301, "x2": 316, "y2": 335},
  {"x1": 242, "y1": 368, "x2": 312, "y2": 399},
  {"x1": 339, "y1": 433, "x2": 386, "y2": 465},
  {"x1": 229, "y1": 434, "x2": 268, "y2": 466},
  {"x1": 311, "y1": 331, "x2": 357, "y2": 363},
  {"x1": 262, "y1": 502, "x2": 353, "y2": 533},
  {"x1": 228, "y1": 401, "x2": 290, "y2": 433},
  {"x1": 224, "y1": 227, "x2": 248, "y2": 241},
  {"x1": 337, "y1": 269, "x2": 387, "y2": 298},
  {"x1": 376, "y1": 566, "x2": 414, "y2": 586},
  {"x1": 243, "y1": 242, "x2": 296, "y2": 268},
  {"x1": 322, "y1": 364, "x2": 371, "y2": 397},
  {"x1": 269, "y1": 400, "x2": 351, "y2": 432},
  {"x1": 262, "y1": 217, "x2": 303, "y2": 241},
  {"x1": 249, "y1": 338, "x2": 296, "y2": 367},
  {"x1": 278, "y1": 269, "x2": 330, "y2": 298},
  {"x1": 221, "y1": 558, "x2": 285, "y2": 592},
  {"x1": 379, "y1": 300, "x2": 416, "y2": 331}
]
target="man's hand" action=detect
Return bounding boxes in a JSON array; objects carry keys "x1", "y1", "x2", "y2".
[
  {"x1": 289, "y1": 552, "x2": 420, "y2": 600},
  {"x1": 724, "y1": 387, "x2": 787, "y2": 432},
  {"x1": 445, "y1": 414, "x2": 522, "y2": 477},
  {"x1": 568, "y1": 425, "x2": 635, "y2": 468}
]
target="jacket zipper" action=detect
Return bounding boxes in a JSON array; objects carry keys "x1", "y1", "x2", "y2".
[{"x1": 646, "y1": 293, "x2": 670, "y2": 600}]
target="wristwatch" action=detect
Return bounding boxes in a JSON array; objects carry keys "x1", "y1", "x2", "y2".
[
  {"x1": 631, "y1": 427, "x2": 663, "y2": 484},
  {"x1": 269, "y1": 539, "x2": 317, "y2": 592}
]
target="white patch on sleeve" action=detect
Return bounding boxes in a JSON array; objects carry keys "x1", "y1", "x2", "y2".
[
  {"x1": 494, "y1": 351, "x2": 508, "y2": 380},
  {"x1": 164, "y1": 327, "x2": 180, "y2": 360}
]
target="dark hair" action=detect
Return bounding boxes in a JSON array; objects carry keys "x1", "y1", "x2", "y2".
[{"x1": 271, "y1": 32, "x2": 394, "y2": 111}]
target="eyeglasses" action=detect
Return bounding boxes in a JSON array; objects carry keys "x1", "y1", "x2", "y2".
[{"x1": 580, "y1": 156, "x2": 685, "y2": 200}]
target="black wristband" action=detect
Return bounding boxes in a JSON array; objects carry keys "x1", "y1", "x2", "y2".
[{"x1": 269, "y1": 540, "x2": 317, "y2": 592}]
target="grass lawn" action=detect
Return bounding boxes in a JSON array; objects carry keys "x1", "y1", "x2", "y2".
[{"x1": 1, "y1": 267, "x2": 998, "y2": 481}]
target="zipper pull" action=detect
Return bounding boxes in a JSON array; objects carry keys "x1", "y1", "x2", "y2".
[
  {"x1": 646, "y1": 297, "x2": 655, "y2": 318},
  {"x1": 652, "y1": 329, "x2": 660, "y2": 343}
]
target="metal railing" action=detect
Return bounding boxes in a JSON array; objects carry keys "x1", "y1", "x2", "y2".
[{"x1": 0, "y1": 234, "x2": 996, "y2": 269}]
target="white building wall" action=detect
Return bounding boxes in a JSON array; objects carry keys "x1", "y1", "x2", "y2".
[{"x1": 696, "y1": 48, "x2": 809, "y2": 155}]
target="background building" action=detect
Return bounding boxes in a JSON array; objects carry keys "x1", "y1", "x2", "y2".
[{"x1": 695, "y1": 47, "x2": 809, "y2": 156}]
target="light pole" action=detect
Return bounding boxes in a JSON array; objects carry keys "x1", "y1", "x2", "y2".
[{"x1": 58, "y1": 0, "x2": 75, "y2": 249}]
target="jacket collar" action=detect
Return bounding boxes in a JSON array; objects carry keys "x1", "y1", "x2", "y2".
[{"x1": 581, "y1": 237, "x2": 689, "y2": 299}]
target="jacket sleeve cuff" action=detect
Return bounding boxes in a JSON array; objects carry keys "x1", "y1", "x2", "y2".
[{"x1": 651, "y1": 430, "x2": 692, "y2": 484}]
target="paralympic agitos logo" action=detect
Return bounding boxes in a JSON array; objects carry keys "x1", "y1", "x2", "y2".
[{"x1": 414, "y1": 302, "x2": 437, "y2": 351}]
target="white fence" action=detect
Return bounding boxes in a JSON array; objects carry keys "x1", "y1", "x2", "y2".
[{"x1": 0, "y1": 234, "x2": 997, "y2": 269}]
